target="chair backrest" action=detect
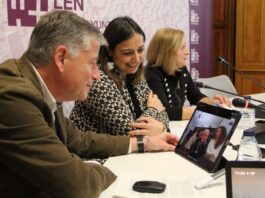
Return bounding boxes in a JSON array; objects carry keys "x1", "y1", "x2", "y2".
[{"x1": 197, "y1": 75, "x2": 237, "y2": 98}]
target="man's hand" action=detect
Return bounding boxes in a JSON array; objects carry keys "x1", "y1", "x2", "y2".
[
  {"x1": 145, "y1": 132, "x2": 179, "y2": 152},
  {"x1": 131, "y1": 133, "x2": 179, "y2": 153}
]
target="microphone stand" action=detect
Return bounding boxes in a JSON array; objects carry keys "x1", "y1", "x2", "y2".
[
  {"x1": 196, "y1": 82, "x2": 265, "y2": 105},
  {"x1": 196, "y1": 81, "x2": 265, "y2": 119},
  {"x1": 217, "y1": 56, "x2": 265, "y2": 91}
]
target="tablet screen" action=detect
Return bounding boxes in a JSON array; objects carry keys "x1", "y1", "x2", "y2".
[{"x1": 175, "y1": 103, "x2": 241, "y2": 173}]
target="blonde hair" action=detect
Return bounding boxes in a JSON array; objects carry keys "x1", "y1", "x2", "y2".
[{"x1": 146, "y1": 28, "x2": 184, "y2": 74}]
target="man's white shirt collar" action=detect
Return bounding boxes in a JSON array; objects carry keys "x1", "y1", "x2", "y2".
[{"x1": 30, "y1": 63, "x2": 57, "y2": 115}]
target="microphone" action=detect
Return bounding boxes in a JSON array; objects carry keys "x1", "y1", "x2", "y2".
[
  {"x1": 217, "y1": 56, "x2": 265, "y2": 90},
  {"x1": 232, "y1": 98, "x2": 265, "y2": 110},
  {"x1": 195, "y1": 81, "x2": 265, "y2": 118},
  {"x1": 195, "y1": 82, "x2": 240, "y2": 97},
  {"x1": 195, "y1": 81, "x2": 265, "y2": 105}
]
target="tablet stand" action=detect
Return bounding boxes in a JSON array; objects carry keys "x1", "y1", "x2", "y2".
[{"x1": 215, "y1": 156, "x2": 228, "y2": 173}]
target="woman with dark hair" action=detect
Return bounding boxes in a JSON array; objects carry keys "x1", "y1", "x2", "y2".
[
  {"x1": 70, "y1": 16, "x2": 169, "y2": 136},
  {"x1": 204, "y1": 126, "x2": 227, "y2": 162}
]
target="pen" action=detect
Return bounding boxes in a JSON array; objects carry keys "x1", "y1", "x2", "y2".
[{"x1": 194, "y1": 168, "x2": 225, "y2": 189}]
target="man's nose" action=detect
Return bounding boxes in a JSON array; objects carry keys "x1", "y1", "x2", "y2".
[{"x1": 92, "y1": 66, "x2": 100, "y2": 81}]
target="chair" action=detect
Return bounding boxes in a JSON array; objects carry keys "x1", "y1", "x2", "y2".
[{"x1": 197, "y1": 75, "x2": 237, "y2": 98}]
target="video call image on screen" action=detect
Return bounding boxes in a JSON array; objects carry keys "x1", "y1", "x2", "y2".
[
  {"x1": 231, "y1": 167, "x2": 264, "y2": 198},
  {"x1": 180, "y1": 110, "x2": 236, "y2": 162}
]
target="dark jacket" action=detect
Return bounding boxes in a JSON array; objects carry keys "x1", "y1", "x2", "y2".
[
  {"x1": 0, "y1": 55, "x2": 130, "y2": 198},
  {"x1": 145, "y1": 66, "x2": 206, "y2": 120}
]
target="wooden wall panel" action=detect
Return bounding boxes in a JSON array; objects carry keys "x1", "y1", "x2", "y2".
[
  {"x1": 235, "y1": 72, "x2": 265, "y2": 94},
  {"x1": 235, "y1": 0, "x2": 265, "y2": 94},
  {"x1": 213, "y1": 30, "x2": 226, "y2": 75},
  {"x1": 236, "y1": 0, "x2": 265, "y2": 67},
  {"x1": 212, "y1": 0, "x2": 236, "y2": 81},
  {"x1": 213, "y1": 0, "x2": 225, "y2": 27}
]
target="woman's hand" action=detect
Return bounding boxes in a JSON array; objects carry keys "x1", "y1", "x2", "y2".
[
  {"x1": 212, "y1": 95, "x2": 232, "y2": 107},
  {"x1": 128, "y1": 116, "x2": 166, "y2": 136},
  {"x1": 147, "y1": 91, "x2": 165, "y2": 113},
  {"x1": 200, "y1": 96, "x2": 232, "y2": 108}
]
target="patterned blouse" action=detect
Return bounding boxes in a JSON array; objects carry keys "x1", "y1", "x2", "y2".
[{"x1": 70, "y1": 70, "x2": 169, "y2": 135}]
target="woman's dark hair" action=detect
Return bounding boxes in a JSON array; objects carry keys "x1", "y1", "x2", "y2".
[
  {"x1": 214, "y1": 126, "x2": 227, "y2": 148},
  {"x1": 98, "y1": 16, "x2": 146, "y2": 90}
]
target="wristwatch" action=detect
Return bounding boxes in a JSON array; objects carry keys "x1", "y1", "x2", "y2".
[{"x1": 136, "y1": 135, "x2": 144, "y2": 153}]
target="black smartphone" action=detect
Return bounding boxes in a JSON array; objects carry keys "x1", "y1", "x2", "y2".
[{"x1": 132, "y1": 180, "x2": 166, "y2": 193}]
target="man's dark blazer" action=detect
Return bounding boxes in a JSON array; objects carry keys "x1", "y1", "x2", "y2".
[{"x1": 0, "y1": 55, "x2": 130, "y2": 198}]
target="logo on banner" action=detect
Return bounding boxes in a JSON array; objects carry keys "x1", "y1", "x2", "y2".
[
  {"x1": 7, "y1": 0, "x2": 84, "y2": 27},
  {"x1": 191, "y1": 48, "x2": 199, "y2": 63},
  {"x1": 191, "y1": 29, "x2": 199, "y2": 44},
  {"x1": 190, "y1": 0, "x2": 199, "y2": 6},
  {"x1": 190, "y1": 10, "x2": 199, "y2": 25}
]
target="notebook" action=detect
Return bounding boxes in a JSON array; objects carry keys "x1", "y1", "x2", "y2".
[
  {"x1": 175, "y1": 102, "x2": 242, "y2": 173},
  {"x1": 226, "y1": 161, "x2": 265, "y2": 198}
]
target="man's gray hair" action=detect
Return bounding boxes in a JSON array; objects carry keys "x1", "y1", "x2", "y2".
[{"x1": 25, "y1": 10, "x2": 106, "y2": 66}]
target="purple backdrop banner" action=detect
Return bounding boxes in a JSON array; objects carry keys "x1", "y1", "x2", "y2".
[
  {"x1": 0, "y1": 0, "x2": 190, "y2": 63},
  {"x1": 189, "y1": 0, "x2": 213, "y2": 77}
]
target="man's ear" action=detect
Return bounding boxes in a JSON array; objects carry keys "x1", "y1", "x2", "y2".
[{"x1": 54, "y1": 45, "x2": 67, "y2": 72}]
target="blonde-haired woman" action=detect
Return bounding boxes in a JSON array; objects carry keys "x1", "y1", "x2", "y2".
[{"x1": 145, "y1": 28, "x2": 231, "y2": 120}]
